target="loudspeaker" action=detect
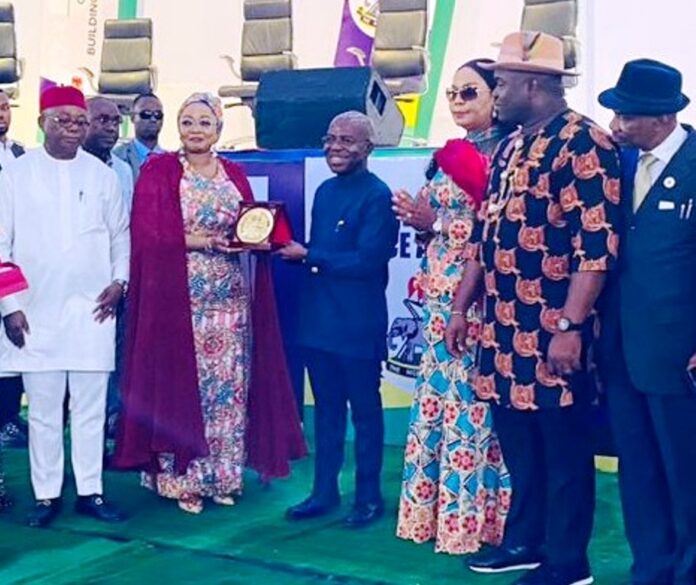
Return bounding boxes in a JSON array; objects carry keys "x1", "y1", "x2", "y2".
[{"x1": 255, "y1": 67, "x2": 405, "y2": 149}]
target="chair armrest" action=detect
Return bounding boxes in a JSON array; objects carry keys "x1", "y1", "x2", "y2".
[
  {"x1": 220, "y1": 54, "x2": 242, "y2": 81},
  {"x1": 17, "y1": 57, "x2": 25, "y2": 81},
  {"x1": 282, "y1": 50, "x2": 299, "y2": 69},
  {"x1": 346, "y1": 47, "x2": 367, "y2": 67},
  {"x1": 149, "y1": 65, "x2": 159, "y2": 91},
  {"x1": 399, "y1": 136, "x2": 428, "y2": 147},
  {"x1": 78, "y1": 67, "x2": 98, "y2": 93}
]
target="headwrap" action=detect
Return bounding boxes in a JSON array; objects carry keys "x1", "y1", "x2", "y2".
[
  {"x1": 178, "y1": 92, "x2": 224, "y2": 130},
  {"x1": 458, "y1": 58, "x2": 497, "y2": 92},
  {"x1": 113, "y1": 152, "x2": 308, "y2": 479},
  {"x1": 40, "y1": 85, "x2": 87, "y2": 112}
]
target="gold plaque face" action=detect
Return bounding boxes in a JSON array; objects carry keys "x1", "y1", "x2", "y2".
[{"x1": 236, "y1": 206, "x2": 275, "y2": 245}]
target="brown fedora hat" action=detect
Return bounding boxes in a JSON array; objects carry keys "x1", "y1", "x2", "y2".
[{"x1": 481, "y1": 31, "x2": 579, "y2": 77}]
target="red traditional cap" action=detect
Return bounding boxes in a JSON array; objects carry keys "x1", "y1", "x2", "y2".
[{"x1": 40, "y1": 85, "x2": 87, "y2": 112}]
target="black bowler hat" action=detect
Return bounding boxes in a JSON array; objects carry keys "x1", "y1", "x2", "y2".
[{"x1": 598, "y1": 58, "x2": 690, "y2": 115}]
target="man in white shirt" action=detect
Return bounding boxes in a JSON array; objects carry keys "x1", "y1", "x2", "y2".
[
  {"x1": 83, "y1": 97, "x2": 134, "y2": 211},
  {"x1": 0, "y1": 90, "x2": 24, "y2": 171},
  {"x1": 82, "y1": 97, "x2": 134, "y2": 453},
  {"x1": 0, "y1": 86, "x2": 130, "y2": 528},
  {"x1": 598, "y1": 59, "x2": 696, "y2": 585},
  {"x1": 0, "y1": 88, "x2": 28, "y2": 451}
]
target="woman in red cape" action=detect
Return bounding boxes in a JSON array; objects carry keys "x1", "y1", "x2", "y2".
[
  {"x1": 112, "y1": 93, "x2": 306, "y2": 513},
  {"x1": 392, "y1": 61, "x2": 512, "y2": 554}
]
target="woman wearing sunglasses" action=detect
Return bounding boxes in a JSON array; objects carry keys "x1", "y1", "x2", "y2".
[
  {"x1": 394, "y1": 60, "x2": 511, "y2": 554},
  {"x1": 113, "y1": 93, "x2": 306, "y2": 513}
]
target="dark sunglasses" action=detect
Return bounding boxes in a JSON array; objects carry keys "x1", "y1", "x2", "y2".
[
  {"x1": 93, "y1": 114, "x2": 123, "y2": 126},
  {"x1": 136, "y1": 110, "x2": 164, "y2": 121},
  {"x1": 445, "y1": 86, "x2": 484, "y2": 102}
]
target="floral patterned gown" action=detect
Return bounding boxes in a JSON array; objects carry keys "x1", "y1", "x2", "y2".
[
  {"x1": 397, "y1": 134, "x2": 511, "y2": 554},
  {"x1": 143, "y1": 156, "x2": 251, "y2": 500}
]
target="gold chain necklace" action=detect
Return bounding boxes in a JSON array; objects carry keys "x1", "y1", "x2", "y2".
[{"x1": 486, "y1": 134, "x2": 527, "y2": 220}]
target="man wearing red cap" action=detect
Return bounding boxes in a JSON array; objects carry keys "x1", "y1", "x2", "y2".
[{"x1": 0, "y1": 85, "x2": 130, "y2": 527}]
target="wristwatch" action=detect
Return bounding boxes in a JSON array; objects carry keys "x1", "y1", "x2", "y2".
[
  {"x1": 557, "y1": 316, "x2": 583, "y2": 332},
  {"x1": 113, "y1": 279, "x2": 128, "y2": 296}
]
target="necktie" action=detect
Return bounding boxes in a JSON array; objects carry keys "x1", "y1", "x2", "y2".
[{"x1": 633, "y1": 152, "x2": 659, "y2": 212}]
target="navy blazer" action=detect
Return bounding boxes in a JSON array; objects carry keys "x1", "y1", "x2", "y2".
[
  {"x1": 297, "y1": 169, "x2": 399, "y2": 361},
  {"x1": 599, "y1": 126, "x2": 696, "y2": 394}
]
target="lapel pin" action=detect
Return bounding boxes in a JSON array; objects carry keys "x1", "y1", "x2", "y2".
[{"x1": 663, "y1": 176, "x2": 676, "y2": 189}]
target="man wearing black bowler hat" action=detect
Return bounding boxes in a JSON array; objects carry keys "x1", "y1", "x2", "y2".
[{"x1": 597, "y1": 59, "x2": 696, "y2": 585}]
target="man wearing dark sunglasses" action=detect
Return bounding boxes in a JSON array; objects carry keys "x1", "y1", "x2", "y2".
[{"x1": 113, "y1": 92, "x2": 165, "y2": 182}]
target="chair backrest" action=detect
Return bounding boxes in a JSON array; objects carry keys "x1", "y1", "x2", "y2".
[
  {"x1": 371, "y1": 0, "x2": 428, "y2": 82},
  {"x1": 98, "y1": 18, "x2": 153, "y2": 95},
  {"x1": 521, "y1": 0, "x2": 579, "y2": 70},
  {"x1": 240, "y1": 0, "x2": 294, "y2": 83},
  {"x1": 0, "y1": 3, "x2": 19, "y2": 85}
]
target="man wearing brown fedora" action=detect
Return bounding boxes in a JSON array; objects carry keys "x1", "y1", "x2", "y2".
[
  {"x1": 597, "y1": 59, "x2": 696, "y2": 585},
  {"x1": 446, "y1": 32, "x2": 621, "y2": 585}
]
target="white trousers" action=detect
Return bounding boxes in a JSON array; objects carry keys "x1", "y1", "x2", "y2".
[{"x1": 22, "y1": 371, "x2": 108, "y2": 500}]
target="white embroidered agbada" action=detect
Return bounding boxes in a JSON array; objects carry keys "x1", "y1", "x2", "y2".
[{"x1": 0, "y1": 147, "x2": 130, "y2": 372}]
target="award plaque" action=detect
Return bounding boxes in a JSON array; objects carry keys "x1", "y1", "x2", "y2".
[{"x1": 231, "y1": 201, "x2": 293, "y2": 250}]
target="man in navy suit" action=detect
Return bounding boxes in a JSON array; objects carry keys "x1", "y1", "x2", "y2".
[
  {"x1": 597, "y1": 59, "x2": 696, "y2": 585},
  {"x1": 279, "y1": 111, "x2": 399, "y2": 528}
]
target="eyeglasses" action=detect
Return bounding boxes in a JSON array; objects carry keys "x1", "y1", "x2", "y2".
[
  {"x1": 321, "y1": 135, "x2": 369, "y2": 147},
  {"x1": 92, "y1": 114, "x2": 123, "y2": 126},
  {"x1": 47, "y1": 115, "x2": 89, "y2": 129},
  {"x1": 136, "y1": 110, "x2": 164, "y2": 121},
  {"x1": 445, "y1": 86, "x2": 484, "y2": 102}
]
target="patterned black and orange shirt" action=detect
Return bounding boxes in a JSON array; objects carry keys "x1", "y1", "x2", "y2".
[{"x1": 471, "y1": 110, "x2": 621, "y2": 410}]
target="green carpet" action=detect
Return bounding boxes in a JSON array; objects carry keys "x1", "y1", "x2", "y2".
[{"x1": 0, "y1": 446, "x2": 631, "y2": 584}]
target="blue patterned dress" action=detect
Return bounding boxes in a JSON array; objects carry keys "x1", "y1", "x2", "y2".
[
  {"x1": 397, "y1": 129, "x2": 511, "y2": 554},
  {"x1": 143, "y1": 156, "x2": 251, "y2": 500}
]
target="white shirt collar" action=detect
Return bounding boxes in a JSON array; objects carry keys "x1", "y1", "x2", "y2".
[{"x1": 641, "y1": 124, "x2": 688, "y2": 165}]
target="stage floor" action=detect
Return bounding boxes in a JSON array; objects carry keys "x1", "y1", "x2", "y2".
[{"x1": 0, "y1": 446, "x2": 630, "y2": 584}]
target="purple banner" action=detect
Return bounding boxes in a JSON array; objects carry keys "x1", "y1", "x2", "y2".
[{"x1": 333, "y1": 0, "x2": 378, "y2": 67}]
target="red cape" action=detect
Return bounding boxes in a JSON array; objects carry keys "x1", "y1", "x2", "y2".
[
  {"x1": 113, "y1": 152, "x2": 307, "y2": 479},
  {"x1": 434, "y1": 139, "x2": 489, "y2": 210}
]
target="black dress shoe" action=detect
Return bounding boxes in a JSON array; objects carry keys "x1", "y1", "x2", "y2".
[
  {"x1": 514, "y1": 562, "x2": 594, "y2": 585},
  {"x1": 467, "y1": 545, "x2": 543, "y2": 574},
  {"x1": 285, "y1": 496, "x2": 340, "y2": 521},
  {"x1": 343, "y1": 501, "x2": 384, "y2": 528},
  {"x1": 75, "y1": 494, "x2": 127, "y2": 523},
  {"x1": 27, "y1": 498, "x2": 62, "y2": 528}
]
